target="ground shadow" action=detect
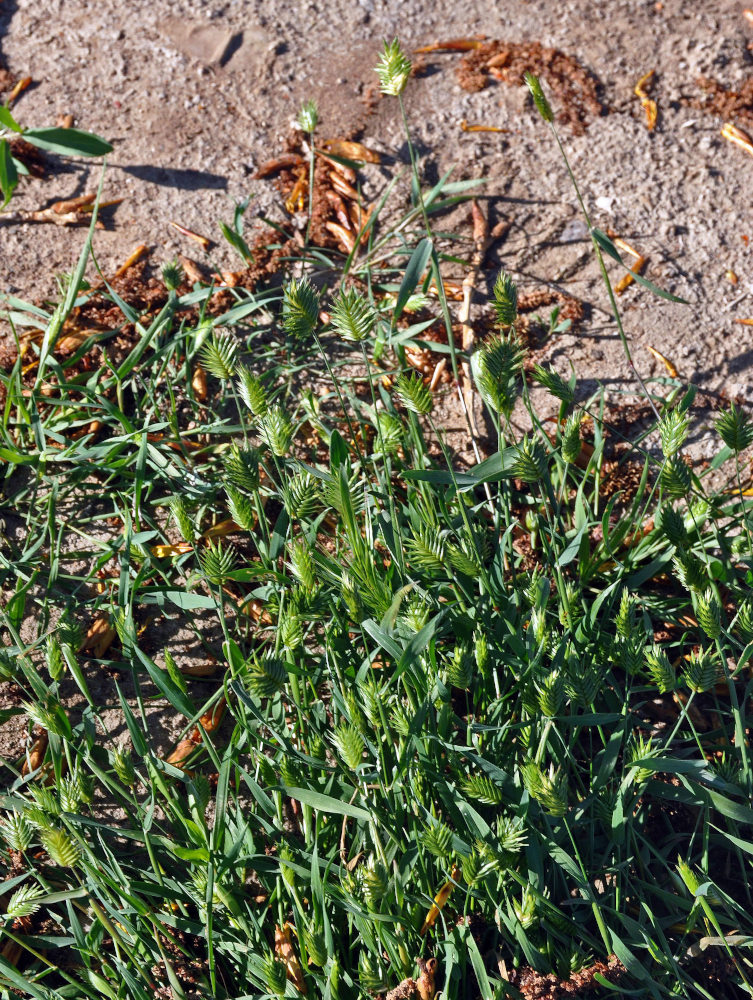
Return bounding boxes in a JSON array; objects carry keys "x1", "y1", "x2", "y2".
[
  {"x1": 118, "y1": 164, "x2": 228, "y2": 191},
  {"x1": 0, "y1": 0, "x2": 18, "y2": 72}
]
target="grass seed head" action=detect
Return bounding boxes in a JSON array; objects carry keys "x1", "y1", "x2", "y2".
[
  {"x1": 660, "y1": 454, "x2": 692, "y2": 499},
  {"x1": 715, "y1": 403, "x2": 753, "y2": 453},
  {"x1": 656, "y1": 502, "x2": 687, "y2": 548},
  {"x1": 225, "y1": 445, "x2": 261, "y2": 493},
  {"x1": 41, "y1": 828, "x2": 80, "y2": 869},
  {"x1": 697, "y1": 588, "x2": 722, "y2": 640},
  {"x1": 236, "y1": 365, "x2": 269, "y2": 416},
  {"x1": 645, "y1": 646, "x2": 675, "y2": 693},
  {"x1": 561, "y1": 413, "x2": 583, "y2": 463},
  {"x1": 1, "y1": 812, "x2": 34, "y2": 851},
  {"x1": 375, "y1": 38, "x2": 412, "y2": 97},
  {"x1": 283, "y1": 277, "x2": 320, "y2": 341},
  {"x1": 297, "y1": 98, "x2": 319, "y2": 134},
  {"x1": 260, "y1": 404, "x2": 294, "y2": 457},
  {"x1": 201, "y1": 540, "x2": 237, "y2": 586},
  {"x1": 7, "y1": 883, "x2": 45, "y2": 920},
  {"x1": 472, "y1": 331, "x2": 524, "y2": 417},
  {"x1": 199, "y1": 331, "x2": 238, "y2": 381},
  {"x1": 684, "y1": 647, "x2": 721, "y2": 693},
  {"x1": 331, "y1": 287, "x2": 375, "y2": 342},
  {"x1": 161, "y1": 258, "x2": 184, "y2": 292},
  {"x1": 659, "y1": 408, "x2": 689, "y2": 459},
  {"x1": 525, "y1": 71, "x2": 554, "y2": 123},
  {"x1": 395, "y1": 371, "x2": 433, "y2": 415},
  {"x1": 168, "y1": 495, "x2": 195, "y2": 544}
]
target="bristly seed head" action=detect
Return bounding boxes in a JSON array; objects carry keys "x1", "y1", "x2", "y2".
[
  {"x1": 525, "y1": 71, "x2": 554, "y2": 123},
  {"x1": 374, "y1": 38, "x2": 412, "y2": 97},
  {"x1": 283, "y1": 277, "x2": 320, "y2": 341},
  {"x1": 395, "y1": 371, "x2": 433, "y2": 415},
  {"x1": 297, "y1": 98, "x2": 319, "y2": 134},
  {"x1": 492, "y1": 271, "x2": 518, "y2": 328},
  {"x1": 330, "y1": 287, "x2": 375, "y2": 343},
  {"x1": 161, "y1": 258, "x2": 184, "y2": 292}
]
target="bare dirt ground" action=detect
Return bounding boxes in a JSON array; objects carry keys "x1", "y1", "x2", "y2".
[{"x1": 2, "y1": 0, "x2": 753, "y2": 416}]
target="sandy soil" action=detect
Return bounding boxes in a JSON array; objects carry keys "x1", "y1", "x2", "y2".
[{"x1": 1, "y1": 0, "x2": 753, "y2": 415}]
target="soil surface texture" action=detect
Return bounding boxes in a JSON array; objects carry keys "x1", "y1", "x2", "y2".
[{"x1": 1, "y1": 0, "x2": 753, "y2": 418}]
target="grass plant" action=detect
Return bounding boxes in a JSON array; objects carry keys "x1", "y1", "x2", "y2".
[{"x1": 0, "y1": 41, "x2": 752, "y2": 1000}]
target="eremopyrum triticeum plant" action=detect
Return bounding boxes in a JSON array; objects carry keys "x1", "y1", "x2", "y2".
[
  {"x1": 715, "y1": 403, "x2": 753, "y2": 453},
  {"x1": 532, "y1": 363, "x2": 575, "y2": 408},
  {"x1": 41, "y1": 827, "x2": 81, "y2": 868},
  {"x1": 296, "y1": 99, "x2": 319, "y2": 134},
  {"x1": 236, "y1": 365, "x2": 269, "y2": 416},
  {"x1": 696, "y1": 588, "x2": 722, "y2": 640},
  {"x1": 560, "y1": 412, "x2": 583, "y2": 464},
  {"x1": 471, "y1": 330, "x2": 524, "y2": 419},
  {"x1": 6, "y1": 884, "x2": 45, "y2": 920},
  {"x1": 161, "y1": 258, "x2": 184, "y2": 292},
  {"x1": 683, "y1": 647, "x2": 720, "y2": 693},
  {"x1": 492, "y1": 270, "x2": 519, "y2": 328},
  {"x1": 522, "y1": 762, "x2": 568, "y2": 817},
  {"x1": 655, "y1": 502, "x2": 687, "y2": 548},
  {"x1": 524, "y1": 71, "x2": 555, "y2": 122},
  {"x1": 659, "y1": 407, "x2": 689, "y2": 459},
  {"x1": 225, "y1": 484, "x2": 256, "y2": 532},
  {"x1": 260, "y1": 404, "x2": 294, "y2": 457},
  {"x1": 225, "y1": 445, "x2": 260, "y2": 492},
  {"x1": 394, "y1": 371, "x2": 433, "y2": 415},
  {"x1": 199, "y1": 331, "x2": 238, "y2": 380},
  {"x1": 168, "y1": 495, "x2": 195, "y2": 544},
  {"x1": 201, "y1": 540, "x2": 237, "y2": 586},
  {"x1": 420, "y1": 819, "x2": 453, "y2": 859},
  {"x1": 45, "y1": 634, "x2": 65, "y2": 682},
  {"x1": 374, "y1": 38, "x2": 412, "y2": 97},
  {"x1": 0, "y1": 812, "x2": 34, "y2": 851},
  {"x1": 645, "y1": 645, "x2": 675, "y2": 693},
  {"x1": 283, "y1": 277, "x2": 319, "y2": 340},
  {"x1": 330, "y1": 287, "x2": 375, "y2": 342}
]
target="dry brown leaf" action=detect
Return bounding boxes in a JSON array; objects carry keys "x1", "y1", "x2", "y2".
[
  {"x1": 635, "y1": 69, "x2": 658, "y2": 130},
  {"x1": 646, "y1": 344, "x2": 679, "y2": 378},
  {"x1": 7, "y1": 75, "x2": 31, "y2": 106},
  {"x1": 327, "y1": 170, "x2": 360, "y2": 201},
  {"x1": 285, "y1": 170, "x2": 308, "y2": 213},
  {"x1": 460, "y1": 119, "x2": 509, "y2": 132},
  {"x1": 202, "y1": 519, "x2": 241, "y2": 540},
  {"x1": 722, "y1": 121, "x2": 753, "y2": 156},
  {"x1": 420, "y1": 865, "x2": 461, "y2": 935},
  {"x1": 192, "y1": 364, "x2": 208, "y2": 401},
  {"x1": 414, "y1": 37, "x2": 486, "y2": 53},
  {"x1": 151, "y1": 543, "x2": 193, "y2": 558},
  {"x1": 615, "y1": 255, "x2": 646, "y2": 294},
  {"x1": 169, "y1": 221, "x2": 212, "y2": 251},
  {"x1": 21, "y1": 731, "x2": 48, "y2": 776},
  {"x1": 275, "y1": 924, "x2": 307, "y2": 994},
  {"x1": 321, "y1": 138, "x2": 380, "y2": 164},
  {"x1": 81, "y1": 616, "x2": 116, "y2": 658},
  {"x1": 324, "y1": 221, "x2": 355, "y2": 253}
]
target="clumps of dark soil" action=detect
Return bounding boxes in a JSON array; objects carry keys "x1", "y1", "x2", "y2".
[
  {"x1": 456, "y1": 41, "x2": 605, "y2": 134},
  {"x1": 692, "y1": 75, "x2": 753, "y2": 126},
  {"x1": 508, "y1": 955, "x2": 626, "y2": 999},
  {"x1": 149, "y1": 930, "x2": 208, "y2": 1000},
  {"x1": 8, "y1": 138, "x2": 46, "y2": 178},
  {"x1": 518, "y1": 288, "x2": 585, "y2": 324},
  {"x1": 517, "y1": 288, "x2": 586, "y2": 351}
]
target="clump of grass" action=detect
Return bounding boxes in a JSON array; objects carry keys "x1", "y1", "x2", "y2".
[{"x1": 1, "y1": 41, "x2": 753, "y2": 1000}]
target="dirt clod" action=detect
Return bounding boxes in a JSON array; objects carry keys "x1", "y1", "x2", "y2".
[{"x1": 456, "y1": 40, "x2": 604, "y2": 133}]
